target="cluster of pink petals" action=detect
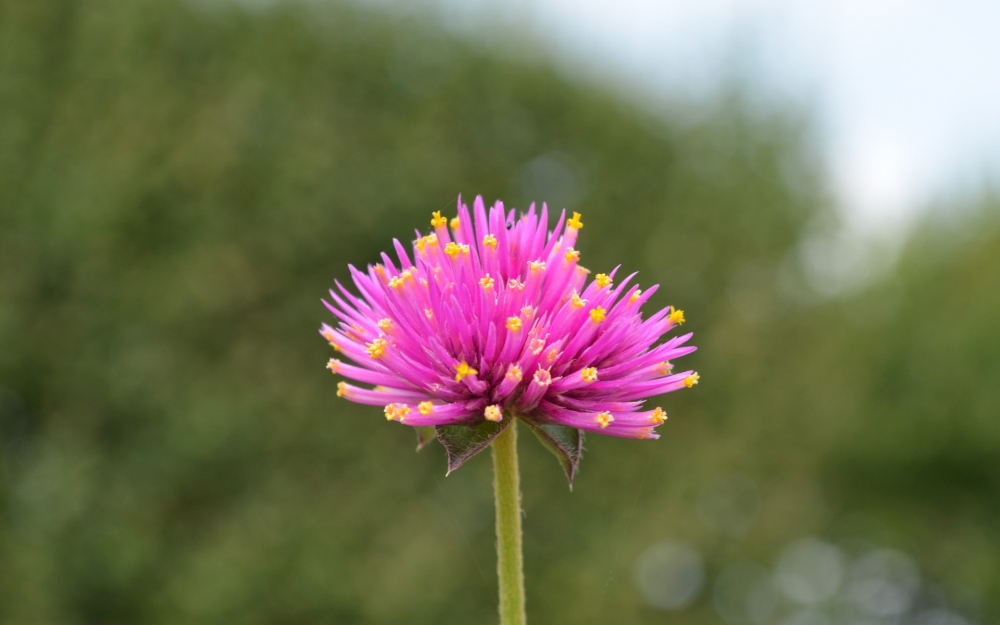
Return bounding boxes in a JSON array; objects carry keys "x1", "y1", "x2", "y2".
[{"x1": 321, "y1": 197, "x2": 698, "y2": 439}]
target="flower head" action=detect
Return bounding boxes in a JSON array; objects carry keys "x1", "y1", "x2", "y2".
[{"x1": 321, "y1": 197, "x2": 697, "y2": 441}]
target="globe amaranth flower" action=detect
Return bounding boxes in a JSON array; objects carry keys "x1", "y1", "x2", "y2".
[{"x1": 321, "y1": 197, "x2": 698, "y2": 443}]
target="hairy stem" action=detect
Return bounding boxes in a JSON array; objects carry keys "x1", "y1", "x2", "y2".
[{"x1": 492, "y1": 419, "x2": 526, "y2": 625}]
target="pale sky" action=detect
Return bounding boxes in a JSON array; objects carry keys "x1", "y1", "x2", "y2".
[{"x1": 427, "y1": 0, "x2": 1000, "y2": 236}]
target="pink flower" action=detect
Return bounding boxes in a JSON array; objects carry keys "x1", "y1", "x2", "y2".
[{"x1": 322, "y1": 197, "x2": 698, "y2": 450}]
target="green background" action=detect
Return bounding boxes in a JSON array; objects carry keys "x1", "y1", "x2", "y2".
[{"x1": 1, "y1": 1, "x2": 997, "y2": 623}]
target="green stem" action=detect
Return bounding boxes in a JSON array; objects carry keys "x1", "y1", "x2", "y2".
[{"x1": 492, "y1": 419, "x2": 526, "y2": 625}]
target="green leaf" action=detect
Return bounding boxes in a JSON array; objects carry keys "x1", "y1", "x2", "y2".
[
  {"x1": 414, "y1": 426, "x2": 437, "y2": 451},
  {"x1": 521, "y1": 418, "x2": 584, "y2": 489},
  {"x1": 435, "y1": 418, "x2": 510, "y2": 475}
]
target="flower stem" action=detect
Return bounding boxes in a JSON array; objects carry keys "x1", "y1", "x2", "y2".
[{"x1": 492, "y1": 419, "x2": 526, "y2": 625}]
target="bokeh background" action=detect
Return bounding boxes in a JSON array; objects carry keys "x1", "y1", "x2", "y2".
[{"x1": 1, "y1": 1, "x2": 998, "y2": 623}]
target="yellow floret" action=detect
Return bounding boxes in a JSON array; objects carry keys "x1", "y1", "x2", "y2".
[
  {"x1": 589, "y1": 306, "x2": 607, "y2": 323},
  {"x1": 366, "y1": 337, "x2": 387, "y2": 359},
  {"x1": 595, "y1": 411, "x2": 614, "y2": 429},
  {"x1": 581, "y1": 367, "x2": 598, "y2": 383},
  {"x1": 396, "y1": 404, "x2": 412, "y2": 422},
  {"x1": 506, "y1": 317, "x2": 522, "y2": 332},
  {"x1": 454, "y1": 361, "x2": 478, "y2": 382},
  {"x1": 484, "y1": 405, "x2": 502, "y2": 422},
  {"x1": 684, "y1": 372, "x2": 700, "y2": 388},
  {"x1": 567, "y1": 212, "x2": 584, "y2": 230},
  {"x1": 650, "y1": 407, "x2": 667, "y2": 425}
]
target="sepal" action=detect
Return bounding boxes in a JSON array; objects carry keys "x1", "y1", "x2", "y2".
[
  {"x1": 435, "y1": 418, "x2": 511, "y2": 475},
  {"x1": 414, "y1": 426, "x2": 437, "y2": 451},
  {"x1": 521, "y1": 417, "x2": 584, "y2": 489}
]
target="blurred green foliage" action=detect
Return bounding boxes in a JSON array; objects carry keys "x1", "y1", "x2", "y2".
[{"x1": 0, "y1": 0, "x2": 997, "y2": 623}]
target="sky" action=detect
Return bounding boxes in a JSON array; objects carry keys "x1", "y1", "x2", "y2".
[{"x1": 426, "y1": 0, "x2": 1000, "y2": 238}]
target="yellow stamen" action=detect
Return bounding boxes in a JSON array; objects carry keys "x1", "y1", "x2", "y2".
[
  {"x1": 417, "y1": 235, "x2": 437, "y2": 253},
  {"x1": 545, "y1": 346, "x2": 559, "y2": 364},
  {"x1": 520, "y1": 306, "x2": 533, "y2": 319},
  {"x1": 450, "y1": 216, "x2": 460, "y2": 230},
  {"x1": 533, "y1": 368, "x2": 552, "y2": 386},
  {"x1": 484, "y1": 405, "x2": 502, "y2": 422},
  {"x1": 668, "y1": 306, "x2": 686, "y2": 325},
  {"x1": 567, "y1": 212, "x2": 584, "y2": 230},
  {"x1": 327, "y1": 359, "x2": 341, "y2": 373},
  {"x1": 418, "y1": 401, "x2": 434, "y2": 416},
  {"x1": 589, "y1": 306, "x2": 607, "y2": 323},
  {"x1": 431, "y1": 211, "x2": 447, "y2": 228},
  {"x1": 483, "y1": 234, "x2": 498, "y2": 249},
  {"x1": 506, "y1": 317, "x2": 522, "y2": 332},
  {"x1": 564, "y1": 247, "x2": 580, "y2": 262},
  {"x1": 396, "y1": 404, "x2": 411, "y2": 422},
  {"x1": 656, "y1": 361, "x2": 674, "y2": 375},
  {"x1": 377, "y1": 318, "x2": 392, "y2": 332},
  {"x1": 384, "y1": 404, "x2": 398, "y2": 421},
  {"x1": 684, "y1": 372, "x2": 699, "y2": 388},
  {"x1": 529, "y1": 260, "x2": 546, "y2": 273},
  {"x1": 630, "y1": 289, "x2": 642, "y2": 304},
  {"x1": 454, "y1": 361, "x2": 478, "y2": 382},
  {"x1": 581, "y1": 367, "x2": 598, "y2": 383},
  {"x1": 444, "y1": 242, "x2": 461, "y2": 258},
  {"x1": 595, "y1": 273, "x2": 612, "y2": 289},
  {"x1": 571, "y1": 291, "x2": 587, "y2": 308},
  {"x1": 596, "y1": 411, "x2": 614, "y2": 429},
  {"x1": 336, "y1": 381, "x2": 348, "y2": 397},
  {"x1": 480, "y1": 275, "x2": 495, "y2": 290},
  {"x1": 650, "y1": 407, "x2": 667, "y2": 425},
  {"x1": 508, "y1": 278, "x2": 525, "y2": 291},
  {"x1": 530, "y1": 338, "x2": 545, "y2": 355},
  {"x1": 366, "y1": 337, "x2": 387, "y2": 359},
  {"x1": 388, "y1": 276, "x2": 404, "y2": 289},
  {"x1": 506, "y1": 364, "x2": 523, "y2": 382}
]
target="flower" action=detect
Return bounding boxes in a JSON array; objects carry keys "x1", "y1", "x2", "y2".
[{"x1": 321, "y1": 197, "x2": 697, "y2": 440}]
